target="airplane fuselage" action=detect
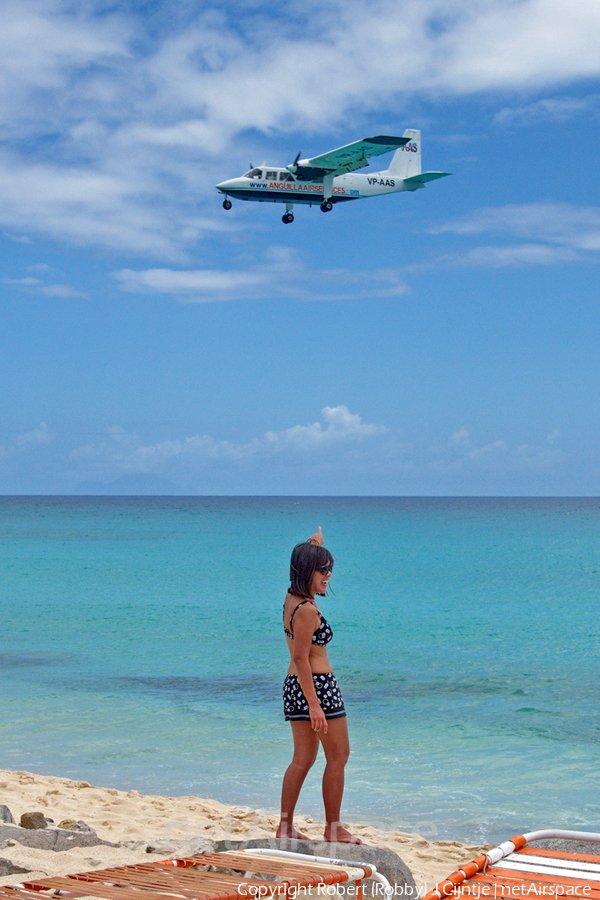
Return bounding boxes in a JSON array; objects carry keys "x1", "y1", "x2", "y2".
[{"x1": 215, "y1": 168, "x2": 422, "y2": 206}]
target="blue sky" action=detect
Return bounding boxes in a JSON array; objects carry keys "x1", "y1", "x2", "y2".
[{"x1": 1, "y1": 0, "x2": 599, "y2": 495}]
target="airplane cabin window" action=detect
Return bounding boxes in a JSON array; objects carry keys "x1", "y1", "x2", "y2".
[
  {"x1": 243, "y1": 168, "x2": 263, "y2": 178},
  {"x1": 280, "y1": 172, "x2": 293, "y2": 181},
  {"x1": 265, "y1": 171, "x2": 277, "y2": 179}
]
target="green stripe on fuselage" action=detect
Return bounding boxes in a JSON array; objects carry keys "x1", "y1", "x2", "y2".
[{"x1": 226, "y1": 189, "x2": 357, "y2": 205}]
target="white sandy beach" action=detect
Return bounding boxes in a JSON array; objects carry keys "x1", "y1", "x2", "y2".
[{"x1": 0, "y1": 770, "x2": 490, "y2": 894}]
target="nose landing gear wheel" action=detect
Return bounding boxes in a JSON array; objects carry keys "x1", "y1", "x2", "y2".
[
  {"x1": 282, "y1": 212, "x2": 294, "y2": 223},
  {"x1": 320, "y1": 200, "x2": 333, "y2": 212},
  {"x1": 222, "y1": 199, "x2": 232, "y2": 210}
]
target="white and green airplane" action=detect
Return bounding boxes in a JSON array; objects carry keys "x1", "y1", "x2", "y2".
[{"x1": 216, "y1": 129, "x2": 451, "y2": 223}]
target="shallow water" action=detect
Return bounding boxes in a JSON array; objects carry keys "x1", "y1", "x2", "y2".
[{"x1": 1, "y1": 496, "x2": 599, "y2": 844}]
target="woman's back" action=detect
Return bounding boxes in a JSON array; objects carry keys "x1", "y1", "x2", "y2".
[{"x1": 283, "y1": 593, "x2": 332, "y2": 675}]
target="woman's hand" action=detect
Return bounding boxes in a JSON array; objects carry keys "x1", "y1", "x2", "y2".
[
  {"x1": 308, "y1": 526, "x2": 324, "y2": 546},
  {"x1": 309, "y1": 702, "x2": 328, "y2": 733}
]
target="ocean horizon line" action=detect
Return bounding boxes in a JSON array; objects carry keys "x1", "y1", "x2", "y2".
[{"x1": 1, "y1": 493, "x2": 599, "y2": 500}]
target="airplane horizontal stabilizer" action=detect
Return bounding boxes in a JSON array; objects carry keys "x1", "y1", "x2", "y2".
[{"x1": 403, "y1": 171, "x2": 452, "y2": 184}]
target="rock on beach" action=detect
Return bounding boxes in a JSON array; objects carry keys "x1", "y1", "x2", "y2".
[
  {"x1": 0, "y1": 822, "x2": 118, "y2": 851},
  {"x1": 0, "y1": 807, "x2": 15, "y2": 825},
  {"x1": 244, "y1": 838, "x2": 418, "y2": 899},
  {"x1": 0, "y1": 858, "x2": 30, "y2": 876},
  {"x1": 20, "y1": 812, "x2": 48, "y2": 830}
]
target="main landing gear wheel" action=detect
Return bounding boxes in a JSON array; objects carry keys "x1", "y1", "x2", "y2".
[
  {"x1": 320, "y1": 200, "x2": 333, "y2": 212},
  {"x1": 222, "y1": 198, "x2": 232, "y2": 210},
  {"x1": 282, "y1": 212, "x2": 294, "y2": 224}
]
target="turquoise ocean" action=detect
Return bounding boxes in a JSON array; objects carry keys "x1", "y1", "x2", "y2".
[{"x1": 1, "y1": 496, "x2": 599, "y2": 845}]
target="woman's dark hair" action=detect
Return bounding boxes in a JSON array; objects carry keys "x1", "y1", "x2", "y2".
[{"x1": 289, "y1": 541, "x2": 334, "y2": 598}]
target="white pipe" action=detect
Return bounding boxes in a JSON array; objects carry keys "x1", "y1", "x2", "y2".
[
  {"x1": 241, "y1": 849, "x2": 393, "y2": 900},
  {"x1": 370, "y1": 872, "x2": 394, "y2": 900},
  {"x1": 524, "y1": 830, "x2": 600, "y2": 844},
  {"x1": 243, "y1": 847, "x2": 368, "y2": 867}
]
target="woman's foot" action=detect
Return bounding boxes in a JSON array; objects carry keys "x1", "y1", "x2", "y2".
[
  {"x1": 324, "y1": 822, "x2": 362, "y2": 843},
  {"x1": 276, "y1": 816, "x2": 311, "y2": 840}
]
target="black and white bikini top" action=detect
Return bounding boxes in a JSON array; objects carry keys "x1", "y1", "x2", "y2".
[{"x1": 283, "y1": 599, "x2": 333, "y2": 646}]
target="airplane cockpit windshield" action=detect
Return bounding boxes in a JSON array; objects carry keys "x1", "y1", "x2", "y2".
[{"x1": 243, "y1": 168, "x2": 295, "y2": 181}]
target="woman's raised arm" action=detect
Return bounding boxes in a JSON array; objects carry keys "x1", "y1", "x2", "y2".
[{"x1": 308, "y1": 526, "x2": 324, "y2": 546}]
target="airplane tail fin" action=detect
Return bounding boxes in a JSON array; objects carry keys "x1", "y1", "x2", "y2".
[{"x1": 386, "y1": 129, "x2": 421, "y2": 178}]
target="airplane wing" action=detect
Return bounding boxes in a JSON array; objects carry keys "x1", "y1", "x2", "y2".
[{"x1": 290, "y1": 135, "x2": 410, "y2": 179}]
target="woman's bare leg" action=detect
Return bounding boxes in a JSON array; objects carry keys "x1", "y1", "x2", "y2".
[
  {"x1": 319, "y1": 717, "x2": 361, "y2": 843},
  {"x1": 277, "y1": 721, "x2": 319, "y2": 839}
]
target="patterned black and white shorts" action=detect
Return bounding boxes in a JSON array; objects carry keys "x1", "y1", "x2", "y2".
[{"x1": 283, "y1": 673, "x2": 346, "y2": 721}]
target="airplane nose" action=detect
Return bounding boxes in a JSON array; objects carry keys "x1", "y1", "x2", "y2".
[{"x1": 216, "y1": 179, "x2": 234, "y2": 191}]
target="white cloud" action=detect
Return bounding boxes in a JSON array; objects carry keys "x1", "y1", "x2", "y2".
[
  {"x1": 430, "y1": 203, "x2": 600, "y2": 267},
  {"x1": 494, "y1": 94, "x2": 600, "y2": 125},
  {"x1": 114, "y1": 267, "x2": 269, "y2": 301},
  {"x1": 0, "y1": 415, "x2": 572, "y2": 491},
  {"x1": 0, "y1": 154, "x2": 221, "y2": 259},
  {"x1": 0, "y1": 2, "x2": 130, "y2": 136},
  {"x1": 39, "y1": 283, "x2": 86, "y2": 298},
  {"x1": 3, "y1": 277, "x2": 43, "y2": 286},
  {"x1": 263, "y1": 406, "x2": 387, "y2": 450},
  {"x1": 59, "y1": 414, "x2": 568, "y2": 495},
  {"x1": 114, "y1": 248, "x2": 409, "y2": 302},
  {"x1": 0, "y1": 0, "x2": 599, "y2": 254},
  {"x1": 447, "y1": 243, "x2": 579, "y2": 267},
  {"x1": 15, "y1": 422, "x2": 52, "y2": 447},
  {"x1": 436, "y1": 203, "x2": 600, "y2": 245},
  {"x1": 0, "y1": 422, "x2": 54, "y2": 457},
  {"x1": 2, "y1": 231, "x2": 33, "y2": 244},
  {"x1": 433, "y1": 427, "x2": 563, "y2": 475},
  {"x1": 2, "y1": 270, "x2": 85, "y2": 298},
  {"x1": 70, "y1": 405, "x2": 387, "y2": 480},
  {"x1": 426, "y1": 0, "x2": 600, "y2": 93},
  {"x1": 450, "y1": 427, "x2": 470, "y2": 446}
]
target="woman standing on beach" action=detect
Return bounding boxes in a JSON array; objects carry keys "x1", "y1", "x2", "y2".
[{"x1": 277, "y1": 527, "x2": 360, "y2": 844}]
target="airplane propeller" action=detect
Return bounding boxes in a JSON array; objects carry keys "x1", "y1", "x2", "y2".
[{"x1": 287, "y1": 151, "x2": 302, "y2": 174}]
